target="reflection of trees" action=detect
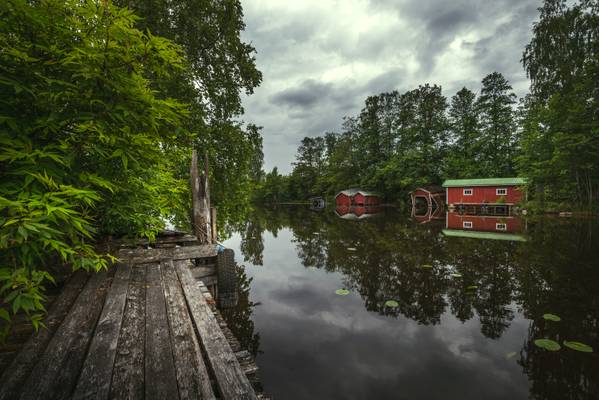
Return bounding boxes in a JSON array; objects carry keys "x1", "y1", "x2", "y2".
[
  {"x1": 515, "y1": 218, "x2": 599, "y2": 400},
  {"x1": 227, "y1": 207, "x2": 599, "y2": 399},
  {"x1": 220, "y1": 264, "x2": 261, "y2": 357}
]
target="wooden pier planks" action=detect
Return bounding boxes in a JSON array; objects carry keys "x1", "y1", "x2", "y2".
[
  {"x1": 0, "y1": 245, "x2": 258, "y2": 400},
  {"x1": 120, "y1": 245, "x2": 217, "y2": 265},
  {"x1": 0, "y1": 271, "x2": 89, "y2": 400},
  {"x1": 144, "y1": 264, "x2": 179, "y2": 400},
  {"x1": 109, "y1": 264, "x2": 147, "y2": 400},
  {"x1": 176, "y1": 260, "x2": 258, "y2": 400},
  {"x1": 72, "y1": 264, "x2": 132, "y2": 400},
  {"x1": 162, "y1": 260, "x2": 216, "y2": 400},
  {"x1": 19, "y1": 268, "x2": 115, "y2": 400}
]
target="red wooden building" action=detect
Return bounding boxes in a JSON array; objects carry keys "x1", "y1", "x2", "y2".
[
  {"x1": 335, "y1": 189, "x2": 381, "y2": 207},
  {"x1": 442, "y1": 178, "x2": 526, "y2": 213}
]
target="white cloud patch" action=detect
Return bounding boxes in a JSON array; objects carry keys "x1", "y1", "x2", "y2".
[{"x1": 240, "y1": 0, "x2": 542, "y2": 173}]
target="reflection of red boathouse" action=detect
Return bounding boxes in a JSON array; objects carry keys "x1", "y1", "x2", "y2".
[
  {"x1": 335, "y1": 189, "x2": 381, "y2": 207},
  {"x1": 335, "y1": 206, "x2": 382, "y2": 220},
  {"x1": 443, "y1": 213, "x2": 526, "y2": 241},
  {"x1": 410, "y1": 186, "x2": 445, "y2": 223},
  {"x1": 446, "y1": 213, "x2": 522, "y2": 233}
]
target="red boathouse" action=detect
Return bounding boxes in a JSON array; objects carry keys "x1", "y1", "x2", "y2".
[
  {"x1": 443, "y1": 178, "x2": 526, "y2": 213},
  {"x1": 335, "y1": 189, "x2": 381, "y2": 207}
]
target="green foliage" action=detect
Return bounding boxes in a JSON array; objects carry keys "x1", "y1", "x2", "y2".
[
  {"x1": 0, "y1": 0, "x2": 204, "y2": 336},
  {"x1": 519, "y1": 0, "x2": 599, "y2": 209},
  {"x1": 534, "y1": 338, "x2": 561, "y2": 351}
]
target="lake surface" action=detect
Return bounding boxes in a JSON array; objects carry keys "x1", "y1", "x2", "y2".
[{"x1": 221, "y1": 206, "x2": 599, "y2": 400}]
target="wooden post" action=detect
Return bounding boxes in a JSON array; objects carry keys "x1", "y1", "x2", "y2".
[
  {"x1": 190, "y1": 150, "x2": 212, "y2": 244},
  {"x1": 210, "y1": 207, "x2": 217, "y2": 243}
]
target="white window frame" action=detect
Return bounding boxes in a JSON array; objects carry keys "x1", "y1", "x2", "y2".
[
  {"x1": 496, "y1": 223, "x2": 507, "y2": 231},
  {"x1": 496, "y1": 188, "x2": 507, "y2": 196},
  {"x1": 463, "y1": 221, "x2": 473, "y2": 229},
  {"x1": 463, "y1": 188, "x2": 473, "y2": 196}
]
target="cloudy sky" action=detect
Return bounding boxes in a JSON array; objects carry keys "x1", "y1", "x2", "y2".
[{"x1": 239, "y1": 0, "x2": 542, "y2": 174}]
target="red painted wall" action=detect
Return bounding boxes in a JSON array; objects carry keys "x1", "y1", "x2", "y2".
[
  {"x1": 353, "y1": 193, "x2": 365, "y2": 205},
  {"x1": 446, "y1": 186, "x2": 524, "y2": 205},
  {"x1": 446, "y1": 213, "x2": 522, "y2": 233},
  {"x1": 335, "y1": 193, "x2": 351, "y2": 207}
]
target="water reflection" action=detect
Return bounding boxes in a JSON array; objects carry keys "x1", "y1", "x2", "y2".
[{"x1": 223, "y1": 206, "x2": 599, "y2": 400}]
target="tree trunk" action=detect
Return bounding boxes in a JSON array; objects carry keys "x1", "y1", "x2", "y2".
[{"x1": 190, "y1": 149, "x2": 212, "y2": 244}]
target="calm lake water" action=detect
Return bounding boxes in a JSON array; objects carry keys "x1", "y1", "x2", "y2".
[{"x1": 221, "y1": 206, "x2": 599, "y2": 400}]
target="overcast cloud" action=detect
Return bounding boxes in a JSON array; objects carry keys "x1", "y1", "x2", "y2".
[{"x1": 239, "y1": 0, "x2": 542, "y2": 173}]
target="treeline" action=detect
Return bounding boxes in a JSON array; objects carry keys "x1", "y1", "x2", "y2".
[
  {"x1": 255, "y1": 0, "x2": 599, "y2": 210},
  {"x1": 0, "y1": 0, "x2": 261, "y2": 331}
]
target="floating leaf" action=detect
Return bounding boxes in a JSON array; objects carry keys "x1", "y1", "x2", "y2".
[
  {"x1": 543, "y1": 313, "x2": 561, "y2": 322},
  {"x1": 420, "y1": 264, "x2": 433, "y2": 269},
  {"x1": 384, "y1": 300, "x2": 399, "y2": 308},
  {"x1": 347, "y1": 247, "x2": 357, "y2": 251},
  {"x1": 505, "y1": 351, "x2": 517, "y2": 360},
  {"x1": 466, "y1": 285, "x2": 478, "y2": 290},
  {"x1": 563, "y1": 341, "x2": 593, "y2": 353},
  {"x1": 450, "y1": 273, "x2": 462, "y2": 278},
  {"x1": 534, "y1": 339, "x2": 561, "y2": 351},
  {"x1": 335, "y1": 289, "x2": 350, "y2": 296}
]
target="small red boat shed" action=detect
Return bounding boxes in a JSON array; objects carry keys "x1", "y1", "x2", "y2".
[{"x1": 335, "y1": 189, "x2": 381, "y2": 207}]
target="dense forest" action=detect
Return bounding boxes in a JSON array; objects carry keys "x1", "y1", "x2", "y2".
[
  {"x1": 0, "y1": 0, "x2": 262, "y2": 332},
  {"x1": 254, "y1": 0, "x2": 599, "y2": 212}
]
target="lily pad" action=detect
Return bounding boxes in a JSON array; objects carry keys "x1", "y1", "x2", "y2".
[
  {"x1": 347, "y1": 247, "x2": 357, "y2": 251},
  {"x1": 450, "y1": 273, "x2": 463, "y2": 278},
  {"x1": 542, "y1": 313, "x2": 561, "y2": 322},
  {"x1": 384, "y1": 300, "x2": 399, "y2": 308},
  {"x1": 505, "y1": 351, "x2": 518, "y2": 360},
  {"x1": 335, "y1": 289, "x2": 350, "y2": 296},
  {"x1": 534, "y1": 339, "x2": 561, "y2": 351},
  {"x1": 563, "y1": 341, "x2": 593, "y2": 353},
  {"x1": 420, "y1": 264, "x2": 433, "y2": 269},
  {"x1": 466, "y1": 285, "x2": 478, "y2": 290}
]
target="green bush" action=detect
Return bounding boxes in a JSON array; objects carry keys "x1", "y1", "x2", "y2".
[{"x1": 0, "y1": 0, "x2": 191, "y2": 335}]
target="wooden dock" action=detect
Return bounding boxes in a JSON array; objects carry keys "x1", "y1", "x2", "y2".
[{"x1": 0, "y1": 240, "x2": 260, "y2": 400}]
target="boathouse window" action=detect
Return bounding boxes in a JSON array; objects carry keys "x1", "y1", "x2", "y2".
[
  {"x1": 496, "y1": 188, "x2": 507, "y2": 195},
  {"x1": 463, "y1": 188, "x2": 473, "y2": 196},
  {"x1": 496, "y1": 223, "x2": 507, "y2": 231},
  {"x1": 463, "y1": 221, "x2": 473, "y2": 229}
]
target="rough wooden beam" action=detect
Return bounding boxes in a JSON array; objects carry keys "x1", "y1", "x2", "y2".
[
  {"x1": 110, "y1": 264, "x2": 147, "y2": 400},
  {"x1": 145, "y1": 264, "x2": 179, "y2": 400},
  {"x1": 118, "y1": 245, "x2": 217, "y2": 264},
  {"x1": 175, "y1": 261, "x2": 257, "y2": 400},
  {"x1": 162, "y1": 261, "x2": 215, "y2": 399},
  {"x1": 72, "y1": 264, "x2": 132, "y2": 400}
]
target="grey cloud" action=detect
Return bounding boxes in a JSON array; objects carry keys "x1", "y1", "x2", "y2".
[
  {"x1": 240, "y1": 0, "x2": 542, "y2": 173},
  {"x1": 271, "y1": 79, "x2": 334, "y2": 108}
]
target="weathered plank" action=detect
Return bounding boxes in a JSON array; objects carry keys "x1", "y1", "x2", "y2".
[
  {"x1": 109, "y1": 264, "x2": 147, "y2": 400},
  {"x1": 19, "y1": 268, "x2": 114, "y2": 400},
  {"x1": 120, "y1": 234, "x2": 198, "y2": 248},
  {"x1": 0, "y1": 271, "x2": 89, "y2": 400},
  {"x1": 176, "y1": 261, "x2": 257, "y2": 400},
  {"x1": 145, "y1": 264, "x2": 179, "y2": 400},
  {"x1": 119, "y1": 245, "x2": 217, "y2": 265},
  {"x1": 72, "y1": 264, "x2": 132, "y2": 400},
  {"x1": 162, "y1": 261, "x2": 216, "y2": 400}
]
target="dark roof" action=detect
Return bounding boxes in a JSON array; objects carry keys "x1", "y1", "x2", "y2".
[
  {"x1": 442, "y1": 177, "x2": 527, "y2": 187},
  {"x1": 335, "y1": 189, "x2": 380, "y2": 197}
]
